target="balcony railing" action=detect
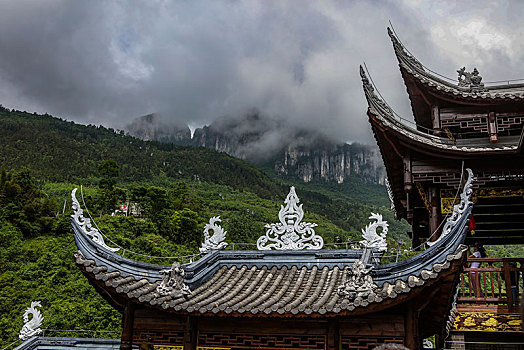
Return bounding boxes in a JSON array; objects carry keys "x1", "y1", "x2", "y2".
[{"x1": 457, "y1": 257, "x2": 524, "y2": 313}]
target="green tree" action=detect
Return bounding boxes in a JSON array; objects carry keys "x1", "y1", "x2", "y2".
[
  {"x1": 97, "y1": 159, "x2": 120, "y2": 213},
  {"x1": 169, "y1": 209, "x2": 200, "y2": 245}
]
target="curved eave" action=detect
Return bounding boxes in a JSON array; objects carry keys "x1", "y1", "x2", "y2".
[
  {"x1": 388, "y1": 28, "x2": 524, "y2": 104},
  {"x1": 360, "y1": 67, "x2": 521, "y2": 155},
  {"x1": 72, "y1": 209, "x2": 470, "y2": 318}
]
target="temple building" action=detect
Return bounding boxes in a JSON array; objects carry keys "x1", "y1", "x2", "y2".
[
  {"x1": 13, "y1": 27, "x2": 523, "y2": 350},
  {"x1": 69, "y1": 180, "x2": 474, "y2": 350},
  {"x1": 362, "y1": 28, "x2": 523, "y2": 348}
]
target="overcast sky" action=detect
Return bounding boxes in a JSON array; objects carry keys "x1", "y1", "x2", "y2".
[{"x1": 1, "y1": 0, "x2": 523, "y2": 144}]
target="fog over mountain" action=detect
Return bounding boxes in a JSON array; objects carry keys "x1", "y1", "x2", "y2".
[
  {"x1": 126, "y1": 110, "x2": 386, "y2": 184},
  {"x1": 2, "y1": 1, "x2": 524, "y2": 144}
]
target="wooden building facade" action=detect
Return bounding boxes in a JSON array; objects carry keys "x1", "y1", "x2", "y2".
[{"x1": 362, "y1": 28, "x2": 524, "y2": 348}]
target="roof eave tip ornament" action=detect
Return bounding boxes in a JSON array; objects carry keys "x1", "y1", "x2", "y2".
[
  {"x1": 200, "y1": 216, "x2": 228, "y2": 254},
  {"x1": 71, "y1": 188, "x2": 120, "y2": 252},
  {"x1": 257, "y1": 186, "x2": 323, "y2": 250},
  {"x1": 427, "y1": 168, "x2": 474, "y2": 247},
  {"x1": 156, "y1": 262, "x2": 191, "y2": 296},
  {"x1": 19, "y1": 301, "x2": 43, "y2": 341},
  {"x1": 360, "y1": 212, "x2": 389, "y2": 252},
  {"x1": 359, "y1": 66, "x2": 395, "y2": 120},
  {"x1": 387, "y1": 27, "x2": 424, "y2": 71}
]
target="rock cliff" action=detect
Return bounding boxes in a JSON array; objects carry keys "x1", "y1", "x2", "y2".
[{"x1": 126, "y1": 111, "x2": 386, "y2": 184}]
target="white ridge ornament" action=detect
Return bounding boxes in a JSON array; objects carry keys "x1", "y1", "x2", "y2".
[
  {"x1": 360, "y1": 213, "x2": 388, "y2": 252},
  {"x1": 19, "y1": 301, "x2": 43, "y2": 340},
  {"x1": 71, "y1": 188, "x2": 119, "y2": 252},
  {"x1": 200, "y1": 216, "x2": 228, "y2": 254},
  {"x1": 257, "y1": 186, "x2": 323, "y2": 250},
  {"x1": 428, "y1": 168, "x2": 474, "y2": 247}
]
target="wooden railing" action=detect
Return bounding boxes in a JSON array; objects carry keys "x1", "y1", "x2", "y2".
[{"x1": 457, "y1": 257, "x2": 524, "y2": 313}]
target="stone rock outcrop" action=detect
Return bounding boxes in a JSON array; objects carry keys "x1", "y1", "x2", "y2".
[
  {"x1": 126, "y1": 111, "x2": 386, "y2": 184},
  {"x1": 126, "y1": 114, "x2": 191, "y2": 144}
]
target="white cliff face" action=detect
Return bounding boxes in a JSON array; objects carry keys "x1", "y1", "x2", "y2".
[
  {"x1": 274, "y1": 144, "x2": 386, "y2": 184},
  {"x1": 126, "y1": 114, "x2": 191, "y2": 144},
  {"x1": 126, "y1": 111, "x2": 386, "y2": 184}
]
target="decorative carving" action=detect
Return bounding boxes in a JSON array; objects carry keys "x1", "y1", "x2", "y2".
[
  {"x1": 388, "y1": 28, "x2": 424, "y2": 71},
  {"x1": 457, "y1": 67, "x2": 486, "y2": 92},
  {"x1": 71, "y1": 188, "x2": 119, "y2": 252},
  {"x1": 156, "y1": 262, "x2": 191, "y2": 296},
  {"x1": 360, "y1": 213, "x2": 388, "y2": 252},
  {"x1": 200, "y1": 216, "x2": 228, "y2": 254},
  {"x1": 416, "y1": 182, "x2": 431, "y2": 214},
  {"x1": 19, "y1": 301, "x2": 43, "y2": 340},
  {"x1": 360, "y1": 66, "x2": 396, "y2": 122},
  {"x1": 257, "y1": 186, "x2": 323, "y2": 250},
  {"x1": 428, "y1": 169, "x2": 474, "y2": 247},
  {"x1": 385, "y1": 179, "x2": 397, "y2": 218},
  {"x1": 337, "y1": 261, "x2": 377, "y2": 300},
  {"x1": 423, "y1": 339, "x2": 434, "y2": 348}
]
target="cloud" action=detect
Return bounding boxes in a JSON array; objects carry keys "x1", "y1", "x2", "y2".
[{"x1": 0, "y1": 1, "x2": 523, "y2": 144}]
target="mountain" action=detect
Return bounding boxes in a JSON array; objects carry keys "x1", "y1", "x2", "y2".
[
  {"x1": 125, "y1": 110, "x2": 386, "y2": 184},
  {"x1": 274, "y1": 142, "x2": 386, "y2": 184},
  {"x1": 0, "y1": 107, "x2": 282, "y2": 199},
  {"x1": 126, "y1": 113, "x2": 191, "y2": 144}
]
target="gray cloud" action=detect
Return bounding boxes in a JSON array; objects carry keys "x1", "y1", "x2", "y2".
[{"x1": 1, "y1": 1, "x2": 523, "y2": 144}]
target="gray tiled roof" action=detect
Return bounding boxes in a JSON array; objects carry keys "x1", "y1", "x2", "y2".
[
  {"x1": 14, "y1": 337, "x2": 135, "y2": 350},
  {"x1": 360, "y1": 66, "x2": 522, "y2": 153},
  {"x1": 388, "y1": 28, "x2": 524, "y2": 100},
  {"x1": 72, "y1": 201, "x2": 471, "y2": 317}
]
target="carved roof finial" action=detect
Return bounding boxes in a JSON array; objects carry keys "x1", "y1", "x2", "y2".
[
  {"x1": 360, "y1": 213, "x2": 389, "y2": 252},
  {"x1": 428, "y1": 168, "x2": 474, "y2": 247},
  {"x1": 71, "y1": 188, "x2": 119, "y2": 252},
  {"x1": 19, "y1": 301, "x2": 43, "y2": 340},
  {"x1": 457, "y1": 67, "x2": 485, "y2": 92},
  {"x1": 257, "y1": 186, "x2": 323, "y2": 250},
  {"x1": 200, "y1": 216, "x2": 228, "y2": 254},
  {"x1": 156, "y1": 262, "x2": 191, "y2": 296},
  {"x1": 337, "y1": 261, "x2": 377, "y2": 301}
]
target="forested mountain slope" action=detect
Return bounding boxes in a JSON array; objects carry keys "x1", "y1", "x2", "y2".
[
  {"x1": 0, "y1": 106, "x2": 408, "y2": 348},
  {"x1": 0, "y1": 106, "x2": 282, "y2": 199}
]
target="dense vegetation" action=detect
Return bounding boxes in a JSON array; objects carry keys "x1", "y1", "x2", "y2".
[
  {"x1": 0, "y1": 106, "x2": 406, "y2": 348},
  {"x1": 1, "y1": 107, "x2": 522, "y2": 348}
]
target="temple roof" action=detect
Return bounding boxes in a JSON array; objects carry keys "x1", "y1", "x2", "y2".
[
  {"x1": 361, "y1": 65, "x2": 523, "y2": 153},
  {"x1": 14, "y1": 337, "x2": 129, "y2": 350},
  {"x1": 71, "y1": 178, "x2": 473, "y2": 318},
  {"x1": 388, "y1": 28, "x2": 524, "y2": 103}
]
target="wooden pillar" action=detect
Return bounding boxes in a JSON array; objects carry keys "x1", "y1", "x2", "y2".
[
  {"x1": 403, "y1": 153, "x2": 413, "y2": 193},
  {"x1": 120, "y1": 302, "x2": 135, "y2": 350},
  {"x1": 404, "y1": 301, "x2": 420, "y2": 350},
  {"x1": 431, "y1": 105, "x2": 440, "y2": 132},
  {"x1": 488, "y1": 112, "x2": 498, "y2": 143},
  {"x1": 184, "y1": 316, "x2": 197, "y2": 350},
  {"x1": 327, "y1": 319, "x2": 339, "y2": 350},
  {"x1": 428, "y1": 186, "x2": 442, "y2": 242}
]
